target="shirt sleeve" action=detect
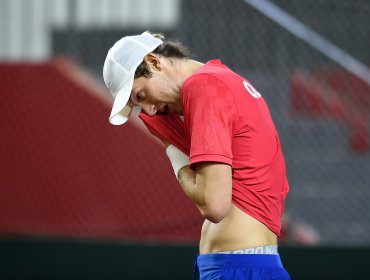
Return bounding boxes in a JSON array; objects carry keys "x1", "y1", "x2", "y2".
[{"x1": 183, "y1": 73, "x2": 237, "y2": 169}]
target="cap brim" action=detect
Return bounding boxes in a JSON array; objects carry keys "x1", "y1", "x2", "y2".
[{"x1": 109, "y1": 71, "x2": 135, "y2": 125}]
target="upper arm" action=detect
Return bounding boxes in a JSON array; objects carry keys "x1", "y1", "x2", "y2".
[
  {"x1": 183, "y1": 74, "x2": 237, "y2": 168},
  {"x1": 182, "y1": 73, "x2": 237, "y2": 222},
  {"x1": 194, "y1": 162, "x2": 232, "y2": 223}
]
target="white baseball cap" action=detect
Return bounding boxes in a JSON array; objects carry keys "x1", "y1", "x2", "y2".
[{"x1": 103, "y1": 32, "x2": 163, "y2": 125}]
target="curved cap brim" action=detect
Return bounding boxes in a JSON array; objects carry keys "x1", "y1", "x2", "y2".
[{"x1": 109, "y1": 71, "x2": 134, "y2": 125}]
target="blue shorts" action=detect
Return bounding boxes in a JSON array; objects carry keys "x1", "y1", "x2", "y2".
[{"x1": 194, "y1": 253, "x2": 290, "y2": 280}]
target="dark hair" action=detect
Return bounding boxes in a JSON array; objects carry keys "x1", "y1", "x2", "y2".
[{"x1": 134, "y1": 32, "x2": 191, "y2": 79}]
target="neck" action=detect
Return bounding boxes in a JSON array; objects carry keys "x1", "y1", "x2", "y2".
[
  {"x1": 169, "y1": 59, "x2": 204, "y2": 91},
  {"x1": 181, "y1": 59, "x2": 204, "y2": 80},
  {"x1": 164, "y1": 58, "x2": 204, "y2": 103}
]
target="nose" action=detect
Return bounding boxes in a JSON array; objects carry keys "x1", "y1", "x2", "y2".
[{"x1": 142, "y1": 104, "x2": 157, "y2": 116}]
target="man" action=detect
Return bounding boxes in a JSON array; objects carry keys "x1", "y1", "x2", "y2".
[{"x1": 103, "y1": 31, "x2": 290, "y2": 280}]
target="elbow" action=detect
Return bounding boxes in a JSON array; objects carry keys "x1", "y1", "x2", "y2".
[{"x1": 200, "y1": 200, "x2": 231, "y2": 224}]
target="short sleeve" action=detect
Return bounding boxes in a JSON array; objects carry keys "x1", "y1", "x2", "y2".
[{"x1": 182, "y1": 73, "x2": 237, "y2": 169}]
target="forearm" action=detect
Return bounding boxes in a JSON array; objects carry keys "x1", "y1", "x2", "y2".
[
  {"x1": 178, "y1": 166, "x2": 230, "y2": 223},
  {"x1": 178, "y1": 166, "x2": 205, "y2": 209},
  {"x1": 166, "y1": 145, "x2": 232, "y2": 223},
  {"x1": 165, "y1": 145, "x2": 206, "y2": 208}
]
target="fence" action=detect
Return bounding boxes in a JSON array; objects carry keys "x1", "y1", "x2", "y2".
[{"x1": 1, "y1": 0, "x2": 370, "y2": 246}]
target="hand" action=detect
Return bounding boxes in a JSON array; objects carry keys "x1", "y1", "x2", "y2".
[
  {"x1": 155, "y1": 136, "x2": 171, "y2": 148},
  {"x1": 161, "y1": 139, "x2": 171, "y2": 148}
]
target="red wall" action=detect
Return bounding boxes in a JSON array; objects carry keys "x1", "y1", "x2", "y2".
[{"x1": 0, "y1": 59, "x2": 202, "y2": 242}]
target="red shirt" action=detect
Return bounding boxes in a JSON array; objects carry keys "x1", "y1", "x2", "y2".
[{"x1": 181, "y1": 60, "x2": 289, "y2": 236}]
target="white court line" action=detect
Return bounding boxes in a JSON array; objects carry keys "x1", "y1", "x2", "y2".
[{"x1": 243, "y1": 0, "x2": 370, "y2": 86}]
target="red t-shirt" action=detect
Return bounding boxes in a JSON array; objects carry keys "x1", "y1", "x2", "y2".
[{"x1": 181, "y1": 60, "x2": 289, "y2": 236}]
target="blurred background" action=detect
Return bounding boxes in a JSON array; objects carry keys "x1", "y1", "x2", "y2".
[{"x1": 1, "y1": 0, "x2": 370, "y2": 279}]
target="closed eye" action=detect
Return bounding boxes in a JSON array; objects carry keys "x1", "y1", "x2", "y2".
[{"x1": 136, "y1": 91, "x2": 143, "y2": 103}]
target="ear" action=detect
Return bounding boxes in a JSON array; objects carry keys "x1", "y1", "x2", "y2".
[{"x1": 144, "y1": 53, "x2": 162, "y2": 71}]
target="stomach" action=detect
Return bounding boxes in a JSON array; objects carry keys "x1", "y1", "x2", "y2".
[{"x1": 199, "y1": 204, "x2": 277, "y2": 254}]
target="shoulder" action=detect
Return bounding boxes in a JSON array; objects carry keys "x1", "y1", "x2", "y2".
[
  {"x1": 182, "y1": 73, "x2": 234, "y2": 109},
  {"x1": 183, "y1": 71, "x2": 232, "y2": 99},
  {"x1": 184, "y1": 60, "x2": 228, "y2": 84},
  {"x1": 181, "y1": 60, "x2": 241, "y2": 109},
  {"x1": 184, "y1": 72, "x2": 222, "y2": 88},
  {"x1": 185, "y1": 60, "x2": 240, "y2": 90}
]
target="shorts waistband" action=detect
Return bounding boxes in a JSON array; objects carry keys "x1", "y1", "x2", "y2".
[
  {"x1": 218, "y1": 245, "x2": 278, "y2": 255},
  {"x1": 197, "y1": 253, "x2": 283, "y2": 268}
]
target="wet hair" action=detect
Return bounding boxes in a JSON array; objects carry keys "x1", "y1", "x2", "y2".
[{"x1": 134, "y1": 32, "x2": 191, "y2": 79}]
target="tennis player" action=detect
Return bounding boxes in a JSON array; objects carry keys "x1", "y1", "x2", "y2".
[{"x1": 103, "y1": 32, "x2": 290, "y2": 280}]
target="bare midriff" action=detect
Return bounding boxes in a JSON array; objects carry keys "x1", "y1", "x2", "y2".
[{"x1": 199, "y1": 204, "x2": 277, "y2": 254}]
